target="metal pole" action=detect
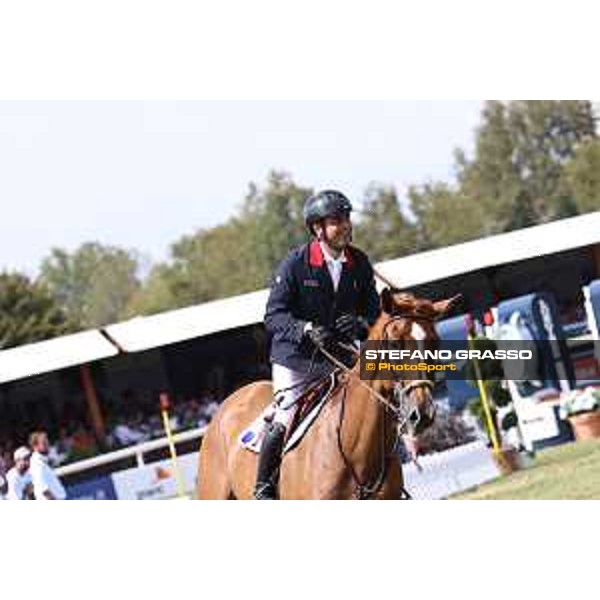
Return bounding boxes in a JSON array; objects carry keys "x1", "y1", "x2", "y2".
[
  {"x1": 467, "y1": 335, "x2": 502, "y2": 455},
  {"x1": 159, "y1": 393, "x2": 186, "y2": 499}
]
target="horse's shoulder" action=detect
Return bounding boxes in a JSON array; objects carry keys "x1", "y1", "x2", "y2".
[{"x1": 220, "y1": 380, "x2": 272, "y2": 408}]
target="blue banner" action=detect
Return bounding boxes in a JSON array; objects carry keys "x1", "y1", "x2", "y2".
[{"x1": 66, "y1": 476, "x2": 117, "y2": 500}]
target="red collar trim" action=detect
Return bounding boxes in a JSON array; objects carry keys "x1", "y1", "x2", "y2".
[
  {"x1": 309, "y1": 240, "x2": 325, "y2": 267},
  {"x1": 308, "y1": 240, "x2": 354, "y2": 268}
]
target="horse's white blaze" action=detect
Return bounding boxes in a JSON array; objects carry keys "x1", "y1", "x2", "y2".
[{"x1": 410, "y1": 322, "x2": 427, "y2": 352}]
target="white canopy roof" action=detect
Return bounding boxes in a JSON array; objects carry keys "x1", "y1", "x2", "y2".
[
  {"x1": 375, "y1": 210, "x2": 600, "y2": 289},
  {"x1": 103, "y1": 289, "x2": 269, "y2": 353},
  {"x1": 0, "y1": 330, "x2": 118, "y2": 385}
]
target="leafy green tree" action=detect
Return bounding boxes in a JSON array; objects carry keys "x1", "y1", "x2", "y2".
[
  {"x1": 0, "y1": 272, "x2": 74, "y2": 349},
  {"x1": 240, "y1": 170, "x2": 312, "y2": 279},
  {"x1": 39, "y1": 242, "x2": 141, "y2": 328},
  {"x1": 353, "y1": 184, "x2": 417, "y2": 261},
  {"x1": 167, "y1": 220, "x2": 257, "y2": 305},
  {"x1": 408, "y1": 182, "x2": 487, "y2": 250},
  {"x1": 408, "y1": 101, "x2": 597, "y2": 248},
  {"x1": 131, "y1": 171, "x2": 314, "y2": 312},
  {"x1": 560, "y1": 139, "x2": 600, "y2": 213},
  {"x1": 457, "y1": 100, "x2": 596, "y2": 231}
]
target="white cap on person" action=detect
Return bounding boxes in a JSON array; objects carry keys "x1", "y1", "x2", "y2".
[{"x1": 14, "y1": 446, "x2": 31, "y2": 462}]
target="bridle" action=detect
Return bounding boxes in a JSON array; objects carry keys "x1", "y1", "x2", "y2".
[
  {"x1": 380, "y1": 313, "x2": 437, "y2": 435},
  {"x1": 319, "y1": 313, "x2": 436, "y2": 432},
  {"x1": 316, "y1": 311, "x2": 438, "y2": 499}
]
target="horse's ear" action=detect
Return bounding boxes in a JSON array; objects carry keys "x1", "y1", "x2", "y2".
[
  {"x1": 432, "y1": 294, "x2": 462, "y2": 317},
  {"x1": 380, "y1": 287, "x2": 394, "y2": 314}
]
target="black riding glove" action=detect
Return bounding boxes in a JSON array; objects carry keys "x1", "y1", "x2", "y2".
[
  {"x1": 333, "y1": 313, "x2": 356, "y2": 340},
  {"x1": 333, "y1": 314, "x2": 370, "y2": 342},
  {"x1": 305, "y1": 324, "x2": 334, "y2": 348}
]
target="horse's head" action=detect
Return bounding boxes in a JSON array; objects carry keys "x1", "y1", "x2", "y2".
[{"x1": 369, "y1": 288, "x2": 461, "y2": 435}]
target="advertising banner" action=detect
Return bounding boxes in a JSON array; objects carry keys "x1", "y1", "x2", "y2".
[
  {"x1": 66, "y1": 476, "x2": 118, "y2": 500},
  {"x1": 111, "y1": 452, "x2": 198, "y2": 500}
]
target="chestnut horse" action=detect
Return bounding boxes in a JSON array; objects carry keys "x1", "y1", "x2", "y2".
[{"x1": 197, "y1": 289, "x2": 458, "y2": 499}]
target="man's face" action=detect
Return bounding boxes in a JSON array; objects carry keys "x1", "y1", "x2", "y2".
[
  {"x1": 16, "y1": 457, "x2": 30, "y2": 474},
  {"x1": 315, "y1": 213, "x2": 352, "y2": 251},
  {"x1": 35, "y1": 434, "x2": 49, "y2": 455}
]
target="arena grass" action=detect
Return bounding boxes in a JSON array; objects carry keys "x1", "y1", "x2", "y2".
[{"x1": 453, "y1": 438, "x2": 600, "y2": 500}]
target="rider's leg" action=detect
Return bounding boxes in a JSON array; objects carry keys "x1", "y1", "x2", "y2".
[{"x1": 254, "y1": 364, "x2": 305, "y2": 500}]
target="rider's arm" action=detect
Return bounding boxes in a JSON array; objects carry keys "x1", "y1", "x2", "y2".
[{"x1": 264, "y1": 256, "x2": 309, "y2": 344}]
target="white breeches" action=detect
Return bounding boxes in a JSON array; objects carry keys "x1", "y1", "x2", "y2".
[{"x1": 271, "y1": 363, "x2": 313, "y2": 427}]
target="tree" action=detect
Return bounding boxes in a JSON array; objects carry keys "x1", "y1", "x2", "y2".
[
  {"x1": 560, "y1": 139, "x2": 600, "y2": 214},
  {"x1": 408, "y1": 182, "x2": 487, "y2": 250},
  {"x1": 130, "y1": 171, "x2": 314, "y2": 312},
  {"x1": 406, "y1": 101, "x2": 597, "y2": 249},
  {"x1": 39, "y1": 242, "x2": 141, "y2": 328},
  {"x1": 240, "y1": 170, "x2": 312, "y2": 280},
  {"x1": 457, "y1": 100, "x2": 597, "y2": 230},
  {"x1": 0, "y1": 272, "x2": 74, "y2": 349},
  {"x1": 122, "y1": 264, "x2": 178, "y2": 317},
  {"x1": 353, "y1": 184, "x2": 417, "y2": 261}
]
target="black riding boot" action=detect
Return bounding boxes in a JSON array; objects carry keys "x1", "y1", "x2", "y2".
[{"x1": 254, "y1": 421, "x2": 287, "y2": 500}]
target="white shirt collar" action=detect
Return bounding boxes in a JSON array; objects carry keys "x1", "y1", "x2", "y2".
[{"x1": 32, "y1": 451, "x2": 48, "y2": 464}]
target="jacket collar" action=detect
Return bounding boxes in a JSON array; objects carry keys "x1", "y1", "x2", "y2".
[{"x1": 308, "y1": 240, "x2": 354, "y2": 268}]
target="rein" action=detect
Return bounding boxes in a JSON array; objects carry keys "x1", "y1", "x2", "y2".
[
  {"x1": 317, "y1": 316, "x2": 435, "y2": 433},
  {"x1": 316, "y1": 313, "x2": 436, "y2": 499}
]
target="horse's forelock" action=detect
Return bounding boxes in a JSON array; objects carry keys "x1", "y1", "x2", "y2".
[
  {"x1": 388, "y1": 293, "x2": 436, "y2": 320},
  {"x1": 370, "y1": 292, "x2": 438, "y2": 341}
]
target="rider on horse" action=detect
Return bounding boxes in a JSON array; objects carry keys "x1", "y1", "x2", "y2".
[{"x1": 255, "y1": 190, "x2": 381, "y2": 499}]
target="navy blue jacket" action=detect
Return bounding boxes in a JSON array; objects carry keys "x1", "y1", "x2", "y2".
[{"x1": 264, "y1": 240, "x2": 381, "y2": 376}]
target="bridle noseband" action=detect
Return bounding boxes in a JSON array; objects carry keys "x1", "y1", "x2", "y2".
[{"x1": 380, "y1": 313, "x2": 437, "y2": 434}]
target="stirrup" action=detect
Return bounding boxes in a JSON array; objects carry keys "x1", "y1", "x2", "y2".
[{"x1": 254, "y1": 482, "x2": 278, "y2": 500}]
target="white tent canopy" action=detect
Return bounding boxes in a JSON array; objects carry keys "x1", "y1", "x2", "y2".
[
  {"x1": 103, "y1": 289, "x2": 269, "y2": 353},
  {"x1": 0, "y1": 330, "x2": 118, "y2": 385},
  {"x1": 2, "y1": 211, "x2": 600, "y2": 384},
  {"x1": 375, "y1": 210, "x2": 600, "y2": 289}
]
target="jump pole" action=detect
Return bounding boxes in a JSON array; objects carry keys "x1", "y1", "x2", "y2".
[
  {"x1": 159, "y1": 392, "x2": 187, "y2": 499},
  {"x1": 466, "y1": 333, "x2": 502, "y2": 456}
]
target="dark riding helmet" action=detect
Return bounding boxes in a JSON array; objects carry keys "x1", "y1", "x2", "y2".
[{"x1": 303, "y1": 190, "x2": 353, "y2": 233}]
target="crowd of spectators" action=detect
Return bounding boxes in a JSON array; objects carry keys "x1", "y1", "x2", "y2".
[
  {"x1": 0, "y1": 394, "x2": 221, "y2": 471},
  {"x1": 106, "y1": 395, "x2": 220, "y2": 451}
]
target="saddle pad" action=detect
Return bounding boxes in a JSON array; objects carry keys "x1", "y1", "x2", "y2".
[{"x1": 238, "y1": 373, "x2": 336, "y2": 455}]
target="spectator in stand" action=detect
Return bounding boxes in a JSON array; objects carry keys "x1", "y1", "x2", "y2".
[
  {"x1": 112, "y1": 416, "x2": 149, "y2": 447},
  {"x1": 69, "y1": 425, "x2": 98, "y2": 461},
  {"x1": 29, "y1": 431, "x2": 67, "y2": 500},
  {"x1": 6, "y1": 447, "x2": 33, "y2": 500},
  {"x1": 48, "y1": 427, "x2": 73, "y2": 467}
]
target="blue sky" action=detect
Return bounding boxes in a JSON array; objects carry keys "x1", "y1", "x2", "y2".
[{"x1": 0, "y1": 101, "x2": 483, "y2": 275}]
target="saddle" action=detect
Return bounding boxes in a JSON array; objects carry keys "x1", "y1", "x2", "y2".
[{"x1": 239, "y1": 369, "x2": 344, "y2": 455}]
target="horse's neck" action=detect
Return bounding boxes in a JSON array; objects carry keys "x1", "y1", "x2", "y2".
[{"x1": 339, "y1": 376, "x2": 395, "y2": 473}]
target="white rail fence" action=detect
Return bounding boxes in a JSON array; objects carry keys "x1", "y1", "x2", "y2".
[
  {"x1": 56, "y1": 426, "x2": 207, "y2": 476},
  {"x1": 56, "y1": 427, "x2": 500, "y2": 499}
]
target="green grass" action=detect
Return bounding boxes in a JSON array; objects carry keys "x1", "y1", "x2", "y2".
[{"x1": 454, "y1": 439, "x2": 600, "y2": 499}]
